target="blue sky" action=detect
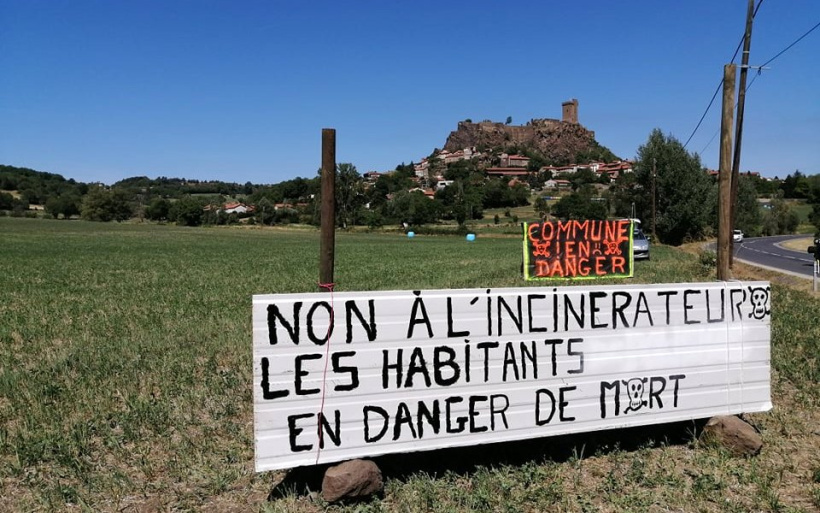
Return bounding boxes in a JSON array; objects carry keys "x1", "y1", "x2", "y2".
[{"x1": 2, "y1": 1, "x2": 818, "y2": 185}]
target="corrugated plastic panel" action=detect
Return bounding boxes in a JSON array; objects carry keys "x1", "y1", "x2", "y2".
[{"x1": 253, "y1": 281, "x2": 771, "y2": 471}]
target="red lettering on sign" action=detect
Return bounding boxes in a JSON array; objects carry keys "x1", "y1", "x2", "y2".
[
  {"x1": 612, "y1": 256, "x2": 626, "y2": 274},
  {"x1": 525, "y1": 221, "x2": 632, "y2": 280}
]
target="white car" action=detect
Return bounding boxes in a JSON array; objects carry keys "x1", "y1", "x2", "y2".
[
  {"x1": 733, "y1": 230, "x2": 744, "y2": 243},
  {"x1": 633, "y1": 229, "x2": 650, "y2": 260}
]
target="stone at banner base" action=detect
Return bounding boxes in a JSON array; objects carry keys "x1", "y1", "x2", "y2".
[
  {"x1": 322, "y1": 459, "x2": 383, "y2": 502},
  {"x1": 700, "y1": 415, "x2": 763, "y2": 456}
]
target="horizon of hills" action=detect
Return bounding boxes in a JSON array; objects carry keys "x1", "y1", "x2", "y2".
[
  {"x1": 1, "y1": 110, "x2": 798, "y2": 200},
  {"x1": 1, "y1": 111, "x2": 623, "y2": 192}
]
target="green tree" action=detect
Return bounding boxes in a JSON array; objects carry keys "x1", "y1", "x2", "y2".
[
  {"x1": 607, "y1": 172, "x2": 640, "y2": 219},
  {"x1": 733, "y1": 176, "x2": 763, "y2": 236},
  {"x1": 254, "y1": 197, "x2": 276, "y2": 226},
  {"x1": 45, "y1": 194, "x2": 81, "y2": 219},
  {"x1": 533, "y1": 196, "x2": 549, "y2": 217},
  {"x1": 635, "y1": 129, "x2": 712, "y2": 245},
  {"x1": 169, "y1": 196, "x2": 205, "y2": 226},
  {"x1": 444, "y1": 159, "x2": 480, "y2": 182},
  {"x1": 761, "y1": 192, "x2": 799, "y2": 236},
  {"x1": 526, "y1": 152, "x2": 550, "y2": 173},
  {"x1": 0, "y1": 191, "x2": 14, "y2": 210},
  {"x1": 81, "y1": 187, "x2": 133, "y2": 222},
  {"x1": 335, "y1": 163, "x2": 365, "y2": 228},
  {"x1": 552, "y1": 191, "x2": 608, "y2": 220},
  {"x1": 436, "y1": 181, "x2": 483, "y2": 225},
  {"x1": 569, "y1": 168, "x2": 598, "y2": 191},
  {"x1": 780, "y1": 170, "x2": 809, "y2": 199},
  {"x1": 388, "y1": 190, "x2": 441, "y2": 226},
  {"x1": 747, "y1": 174, "x2": 779, "y2": 196},
  {"x1": 145, "y1": 197, "x2": 171, "y2": 221},
  {"x1": 482, "y1": 179, "x2": 508, "y2": 209},
  {"x1": 809, "y1": 203, "x2": 820, "y2": 235}
]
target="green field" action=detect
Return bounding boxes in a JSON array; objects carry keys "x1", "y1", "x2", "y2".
[{"x1": 0, "y1": 218, "x2": 818, "y2": 511}]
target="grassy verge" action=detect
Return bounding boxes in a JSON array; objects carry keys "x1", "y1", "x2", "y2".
[
  {"x1": 779, "y1": 237, "x2": 814, "y2": 252},
  {"x1": 0, "y1": 217, "x2": 817, "y2": 511}
]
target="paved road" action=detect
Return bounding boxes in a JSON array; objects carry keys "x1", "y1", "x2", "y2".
[{"x1": 733, "y1": 234, "x2": 817, "y2": 278}]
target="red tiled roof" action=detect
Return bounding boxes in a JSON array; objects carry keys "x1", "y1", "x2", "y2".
[{"x1": 486, "y1": 167, "x2": 531, "y2": 176}]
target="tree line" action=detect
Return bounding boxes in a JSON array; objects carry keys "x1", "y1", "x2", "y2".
[
  {"x1": 553, "y1": 129, "x2": 813, "y2": 244},
  {"x1": 2, "y1": 129, "x2": 819, "y2": 243}
]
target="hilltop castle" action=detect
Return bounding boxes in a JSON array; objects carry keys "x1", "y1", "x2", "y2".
[{"x1": 442, "y1": 99, "x2": 596, "y2": 161}]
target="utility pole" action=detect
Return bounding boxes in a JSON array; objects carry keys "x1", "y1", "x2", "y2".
[
  {"x1": 729, "y1": 0, "x2": 756, "y2": 268},
  {"x1": 319, "y1": 128, "x2": 336, "y2": 289},
  {"x1": 718, "y1": 65, "x2": 737, "y2": 281},
  {"x1": 652, "y1": 157, "x2": 657, "y2": 239}
]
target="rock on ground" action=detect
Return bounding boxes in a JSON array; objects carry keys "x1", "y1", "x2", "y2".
[
  {"x1": 700, "y1": 415, "x2": 764, "y2": 456},
  {"x1": 321, "y1": 459, "x2": 383, "y2": 502}
]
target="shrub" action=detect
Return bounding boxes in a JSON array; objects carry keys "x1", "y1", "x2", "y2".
[{"x1": 698, "y1": 249, "x2": 717, "y2": 276}]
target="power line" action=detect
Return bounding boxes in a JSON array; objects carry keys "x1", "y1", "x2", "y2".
[
  {"x1": 699, "y1": 70, "x2": 764, "y2": 154},
  {"x1": 682, "y1": 80, "x2": 723, "y2": 150},
  {"x1": 698, "y1": 17, "x2": 820, "y2": 155},
  {"x1": 683, "y1": 0, "x2": 764, "y2": 150},
  {"x1": 760, "y1": 19, "x2": 820, "y2": 68},
  {"x1": 740, "y1": 18, "x2": 819, "y2": 94},
  {"x1": 699, "y1": 128, "x2": 720, "y2": 156}
]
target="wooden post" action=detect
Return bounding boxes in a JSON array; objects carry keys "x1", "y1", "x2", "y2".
[
  {"x1": 718, "y1": 65, "x2": 736, "y2": 281},
  {"x1": 319, "y1": 129, "x2": 336, "y2": 289},
  {"x1": 729, "y1": 0, "x2": 756, "y2": 268}
]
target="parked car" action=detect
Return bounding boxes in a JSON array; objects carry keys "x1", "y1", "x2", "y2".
[
  {"x1": 633, "y1": 229, "x2": 650, "y2": 260},
  {"x1": 733, "y1": 229, "x2": 744, "y2": 243}
]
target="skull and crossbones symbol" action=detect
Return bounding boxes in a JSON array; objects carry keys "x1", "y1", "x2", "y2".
[
  {"x1": 532, "y1": 240, "x2": 551, "y2": 258},
  {"x1": 747, "y1": 286, "x2": 771, "y2": 320},
  {"x1": 603, "y1": 240, "x2": 622, "y2": 256},
  {"x1": 622, "y1": 377, "x2": 647, "y2": 414}
]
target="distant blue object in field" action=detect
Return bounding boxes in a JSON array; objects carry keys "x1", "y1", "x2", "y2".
[
  {"x1": 466, "y1": 233, "x2": 476, "y2": 242},
  {"x1": 407, "y1": 231, "x2": 415, "y2": 238}
]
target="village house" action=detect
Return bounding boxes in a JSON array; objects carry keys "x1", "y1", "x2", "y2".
[
  {"x1": 596, "y1": 160, "x2": 633, "y2": 180},
  {"x1": 543, "y1": 178, "x2": 571, "y2": 190},
  {"x1": 413, "y1": 147, "x2": 481, "y2": 178},
  {"x1": 542, "y1": 164, "x2": 578, "y2": 176},
  {"x1": 485, "y1": 168, "x2": 531, "y2": 178},
  {"x1": 443, "y1": 150, "x2": 464, "y2": 165},
  {"x1": 540, "y1": 160, "x2": 632, "y2": 181},
  {"x1": 204, "y1": 202, "x2": 254, "y2": 214},
  {"x1": 499, "y1": 153, "x2": 530, "y2": 168},
  {"x1": 363, "y1": 171, "x2": 383, "y2": 183},
  {"x1": 413, "y1": 159, "x2": 429, "y2": 178},
  {"x1": 409, "y1": 187, "x2": 436, "y2": 199},
  {"x1": 223, "y1": 202, "x2": 249, "y2": 214}
]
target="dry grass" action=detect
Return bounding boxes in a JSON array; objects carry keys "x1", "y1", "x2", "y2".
[
  {"x1": 0, "y1": 219, "x2": 818, "y2": 512},
  {"x1": 778, "y1": 237, "x2": 814, "y2": 253}
]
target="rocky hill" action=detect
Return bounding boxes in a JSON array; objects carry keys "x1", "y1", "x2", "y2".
[{"x1": 443, "y1": 118, "x2": 616, "y2": 165}]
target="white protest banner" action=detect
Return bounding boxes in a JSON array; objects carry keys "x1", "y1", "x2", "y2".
[{"x1": 253, "y1": 281, "x2": 771, "y2": 472}]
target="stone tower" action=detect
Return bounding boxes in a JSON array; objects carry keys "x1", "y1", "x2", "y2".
[{"x1": 562, "y1": 99, "x2": 579, "y2": 124}]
